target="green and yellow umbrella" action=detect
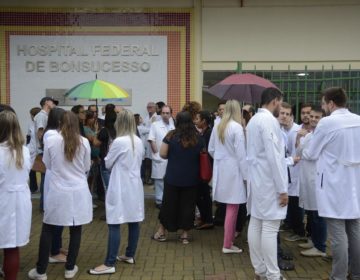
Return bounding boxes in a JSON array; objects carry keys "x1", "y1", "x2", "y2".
[{"x1": 65, "y1": 79, "x2": 129, "y2": 106}]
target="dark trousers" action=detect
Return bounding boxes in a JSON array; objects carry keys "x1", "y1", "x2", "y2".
[
  {"x1": 3, "y1": 247, "x2": 19, "y2": 280},
  {"x1": 159, "y1": 183, "x2": 198, "y2": 231},
  {"x1": 196, "y1": 182, "x2": 213, "y2": 224},
  {"x1": 29, "y1": 170, "x2": 38, "y2": 193},
  {"x1": 36, "y1": 223, "x2": 82, "y2": 273},
  {"x1": 286, "y1": 196, "x2": 305, "y2": 236},
  {"x1": 51, "y1": 226, "x2": 64, "y2": 256},
  {"x1": 144, "y1": 158, "x2": 152, "y2": 183},
  {"x1": 307, "y1": 210, "x2": 327, "y2": 252},
  {"x1": 39, "y1": 173, "x2": 45, "y2": 211}
]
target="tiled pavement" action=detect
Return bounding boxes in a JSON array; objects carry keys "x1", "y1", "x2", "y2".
[{"x1": 14, "y1": 185, "x2": 331, "y2": 280}]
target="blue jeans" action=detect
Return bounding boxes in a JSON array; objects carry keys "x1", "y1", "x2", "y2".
[
  {"x1": 308, "y1": 210, "x2": 327, "y2": 252},
  {"x1": 100, "y1": 163, "x2": 111, "y2": 192},
  {"x1": 104, "y1": 223, "x2": 140, "y2": 267}
]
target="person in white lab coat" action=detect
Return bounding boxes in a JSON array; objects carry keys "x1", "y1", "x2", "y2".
[
  {"x1": 142, "y1": 102, "x2": 159, "y2": 184},
  {"x1": 296, "y1": 106, "x2": 327, "y2": 257},
  {"x1": 208, "y1": 100, "x2": 247, "y2": 253},
  {"x1": 0, "y1": 109, "x2": 32, "y2": 280},
  {"x1": 42, "y1": 108, "x2": 68, "y2": 264},
  {"x1": 246, "y1": 88, "x2": 288, "y2": 280},
  {"x1": 89, "y1": 110, "x2": 144, "y2": 275},
  {"x1": 302, "y1": 87, "x2": 360, "y2": 280},
  {"x1": 148, "y1": 105, "x2": 175, "y2": 208},
  {"x1": 29, "y1": 111, "x2": 92, "y2": 280},
  {"x1": 283, "y1": 104, "x2": 312, "y2": 242}
]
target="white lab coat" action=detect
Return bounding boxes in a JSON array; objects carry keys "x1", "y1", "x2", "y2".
[
  {"x1": 26, "y1": 120, "x2": 37, "y2": 164},
  {"x1": 42, "y1": 133, "x2": 93, "y2": 226},
  {"x1": 297, "y1": 133, "x2": 318, "y2": 210},
  {"x1": 208, "y1": 120, "x2": 247, "y2": 204},
  {"x1": 246, "y1": 108, "x2": 288, "y2": 220},
  {"x1": 302, "y1": 108, "x2": 360, "y2": 219},
  {"x1": 148, "y1": 120, "x2": 175, "y2": 179},
  {"x1": 137, "y1": 125, "x2": 150, "y2": 160},
  {"x1": 143, "y1": 113, "x2": 160, "y2": 159},
  {"x1": 0, "y1": 144, "x2": 32, "y2": 248},
  {"x1": 286, "y1": 123, "x2": 301, "y2": 196},
  {"x1": 105, "y1": 135, "x2": 145, "y2": 224}
]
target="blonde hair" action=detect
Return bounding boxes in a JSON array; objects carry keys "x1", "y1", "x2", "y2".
[
  {"x1": 60, "y1": 111, "x2": 81, "y2": 162},
  {"x1": 217, "y1": 100, "x2": 242, "y2": 144},
  {"x1": 114, "y1": 110, "x2": 137, "y2": 151},
  {"x1": 0, "y1": 110, "x2": 24, "y2": 169}
]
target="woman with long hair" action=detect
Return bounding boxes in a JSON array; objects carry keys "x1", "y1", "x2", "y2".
[
  {"x1": 29, "y1": 111, "x2": 92, "y2": 280},
  {"x1": 152, "y1": 111, "x2": 205, "y2": 244},
  {"x1": 0, "y1": 110, "x2": 32, "y2": 280},
  {"x1": 208, "y1": 100, "x2": 247, "y2": 254},
  {"x1": 96, "y1": 109, "x2": 117, "y2": 191},
  {"x1": 42, "y1": 108, "x2": 68, "y2": 264},
  {"x1": 89, "y1": 110, "x2": 144, "y2": 275}
]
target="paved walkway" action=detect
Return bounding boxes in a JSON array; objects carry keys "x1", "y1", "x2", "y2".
[{"x1": 15, "y1": 185, "x2": 331, "y2": 279}]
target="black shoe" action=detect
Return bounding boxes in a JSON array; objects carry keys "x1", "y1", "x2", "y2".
[
  {"x1": 155, "y1": 203, "x2": 162, "y2": 210},
  {"x1": 278, "y1": 259, "x2": 295, "y2": 271},
  {"x1": 279, "y1": 250, "x2": 293, "y2": 261}
]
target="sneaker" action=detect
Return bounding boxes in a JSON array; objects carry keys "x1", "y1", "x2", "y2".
[
  {"x1": 300, "y1": 247, "x2": 327, "y2": 257},
  {"x1": 28, "y1": 268, "x2": 47, "y2": 280},
  {"x1": 64, "y1": 265, "x2": 78, "y2": 279},
  {"x1": 222, "y1": 245, "x2": 243, "y2": 254},
  {"x1": 88, "y1": 266, "x2": 115, "y2": 275},
  {"x1": 284, "y1": 234, "x2": 308, "y2": 242},
  {"x1": 298, "y1": 239, "x2": 314, "y2": 249},
  {"x1": 116, "y1": 255, "x2": 135, "y2": 264},
  {"x1": 254, "y1": 274, "x2": 266, "y2": 280}
]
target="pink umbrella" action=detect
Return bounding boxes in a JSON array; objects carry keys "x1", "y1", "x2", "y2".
[{"x1": 206, "y1": 73, "x2": 279, "y2": 103}]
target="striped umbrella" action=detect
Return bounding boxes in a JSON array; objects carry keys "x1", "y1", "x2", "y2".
[{"x1": 65, "y1": 79, "x2": 129, "y2": 106}]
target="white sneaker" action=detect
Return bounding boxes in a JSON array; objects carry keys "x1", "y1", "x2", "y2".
[
  {"x1": 222, "y1": 245, "x2": 243, "y2": 254},
  {"x1": 64, "y1": 265, "x2": 78, "y2": 279},
  {"x1": 300, "y1": 247, "x2": 327, "y2": 257},
  {"x1": 298, "y1": 239, "x2": 314, "y2": 249},
  {"x1": 28, "y1": 268, "x2": 47, "y2": 280}
]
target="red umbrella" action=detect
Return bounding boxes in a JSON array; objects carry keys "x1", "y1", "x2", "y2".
[{"x1": 206, "y1": 73, "x2": 279, "y2": 103}]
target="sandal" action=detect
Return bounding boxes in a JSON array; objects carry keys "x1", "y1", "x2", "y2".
[
  {"x1": 151, "y1": 232, "x2": 166, "y2": 242},
  {"x1": 179, "y1": 237, "x2": 190, "y2": 245}
]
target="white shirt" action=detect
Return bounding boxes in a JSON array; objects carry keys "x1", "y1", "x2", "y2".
[
  {"x1": 246, "y1": 108, "x2": 288, "y2": 220},
  {"x1": 42, "y1": 133, "x2": 93, "y2": 226},
  {"x1": 208, "y1": 120, "x2": 247, "y2": 204},
  {"x1": 0, "y1": 144, "x2": 32, "y2": 248},
  {"x1": 148, "y1": 119, "x2": 175, "y2": 179},
  {"x1": 105, "y1": 135, "x2": 145, "y2": 224},
  {"x1": 302, "y1": 108, "x2": 360, "y2": 219}
]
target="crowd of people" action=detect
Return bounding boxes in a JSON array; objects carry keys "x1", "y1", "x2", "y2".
[{"x1": 0, "y1": 86, "x2": 359, "y2": 280}]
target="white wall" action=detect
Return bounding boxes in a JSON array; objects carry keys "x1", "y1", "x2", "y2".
[{"x1": 202, "y1": 5, "x2": 360, "y2": 63}]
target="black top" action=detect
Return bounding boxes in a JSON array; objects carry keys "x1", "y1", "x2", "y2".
[
  {"x1": 97, "y1": 127, "x2": 114, "y2": 164},
  {"x1": 163, "y1": 134, "x2": 205, "y2": 187}
]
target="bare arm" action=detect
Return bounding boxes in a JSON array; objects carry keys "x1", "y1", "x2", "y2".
[{"x1": 159, "y1": 143, "x2": 169, "y2": 159}]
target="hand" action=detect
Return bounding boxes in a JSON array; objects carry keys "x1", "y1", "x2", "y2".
[
  {"x1": 297, "y1": 129, "x2": 309, "y2": 138},
  {"x1": 279, "y1": 193, "x2": 288, "y2": 207},
  {"x1": 292, "y1": 156, "x2": 301, "y2": 164}
]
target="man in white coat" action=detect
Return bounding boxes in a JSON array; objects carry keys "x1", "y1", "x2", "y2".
[
  {"x1": 142, "y1": 102, "x2": 159, "y2": 184},
  {"x1": 296, "y1": 106, "x2": 327, "y2": 257},
  {"x1": 247, "y1": 87, "x2": 288, "y2": 280},
  {"x1": 302, "y1": 87, "x2": 360, "y2": 280},
  {"x1": 148, "y1": 105, "x2": 175, "y2": 208}
]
